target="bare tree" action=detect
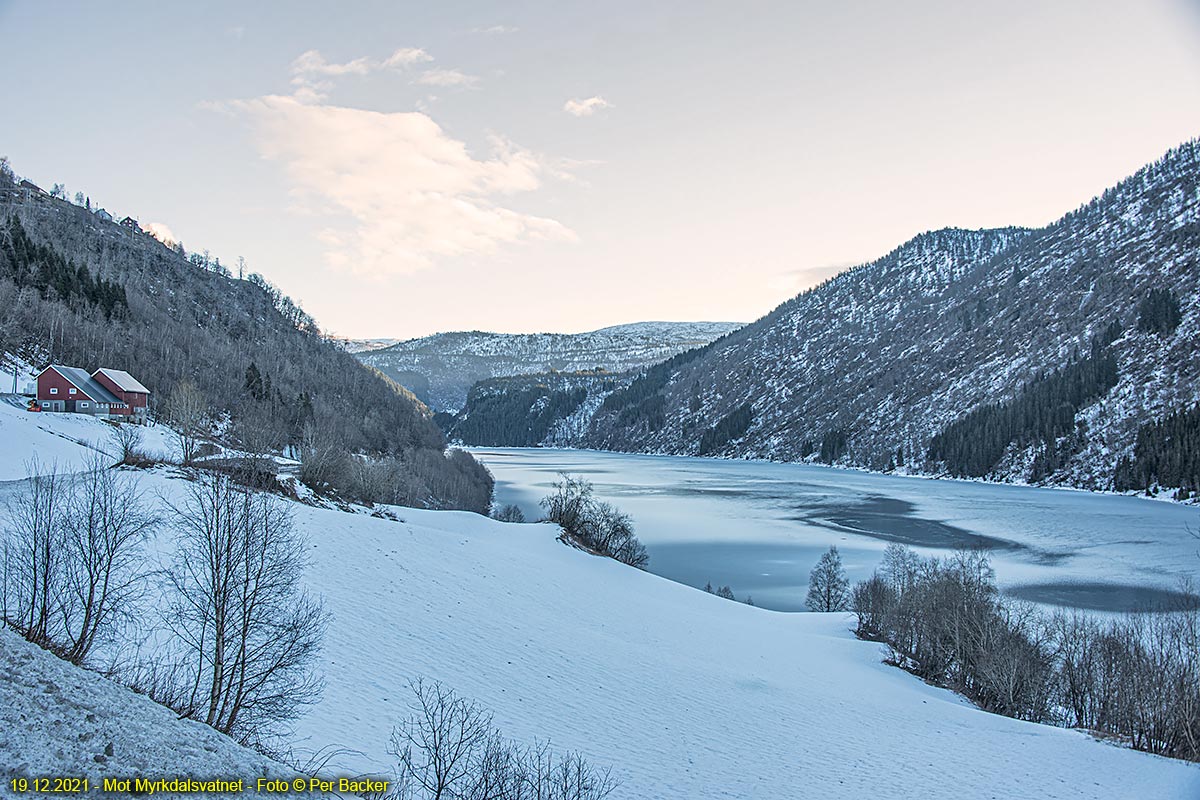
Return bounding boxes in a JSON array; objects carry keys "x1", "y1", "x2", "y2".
[
  {"x1": 166, "y1": 379, "x2": 207, "y2": 464},
  {"x1": 391, "y1": 679, "x2": 495, "y2": 800},
  {"x1": 540, "y1": 474, "x2": 594, "y2": 534},
  {"x1": 806, "y1": 546, "x2": 850, "y2": 612},
  {"x1": 165, "y1": 474, "x2": 327, "y2": 745},
  {"x1": 298, "y1": 418, "x2": 347, "y2": 491},
  {"x1": 390, "y1": 679, "x2": 616, "y2": 800},
  {"x1": 58, "y1": 458, "x2": 156, "y2": 664},
  {"x1": 1, "y1": 459, "x2": 154, "y2": 665},
  {"x1": 879, "y1": 542, "x2": 920, "y2": 592},
  {"x1": 1, "y1": 461, "x2": 68, "y2": 649},
  {"x1": 109, "y1": 423, "x2": 151, "y2": 467}
]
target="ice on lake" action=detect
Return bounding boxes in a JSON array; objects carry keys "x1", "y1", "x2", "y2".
[{"x1": 474, "y1": 448, "x2": 1200, "y2": 613}]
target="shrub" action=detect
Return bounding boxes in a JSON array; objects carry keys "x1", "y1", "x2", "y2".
[
  {"x1": 492, "y1": 504, "x2": 526, "y2": 523},
  {"x1": 540, "y1": 474, "x2": 649, "y2": 569},
  {"x1": 390, "y1": 679, "x2": 616, "y2": 800},
  {"x1": 851, "y1": 546, "x2": 1200, "y2": 761}
]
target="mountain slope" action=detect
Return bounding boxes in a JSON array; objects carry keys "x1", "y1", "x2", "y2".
[
  {"x1": 357, "y1": 321, "x2": 741, "y2": 412},
  {"x1": 0, "y1": 180, "x2": 492, "y2": 511},
  {"x1": 576, "y1": 140, "x2": 1200, "y2": 491},
  {"x1": 445, "y1": 370, "x2": 624, "y2": 447}
]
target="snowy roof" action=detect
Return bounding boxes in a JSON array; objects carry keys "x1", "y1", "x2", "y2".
[
  {"x1": 44, "y1": 365, "x2": 123, "y2": 404},
  {"x1": 94, "y1": 368, "x2": 150, "y2": 394}
]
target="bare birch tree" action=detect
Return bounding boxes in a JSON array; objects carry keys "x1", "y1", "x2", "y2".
[
  {"x1": 166, "y1": 379, "x2": 206, "y2": 464},
  {"x1": 166, "y1": 474, "x2": 327, "y2": 745},
  {"x1": 2, "y1": 459, "x2": 154, "y2": 664},
  {"x1": 58, "y1": 458, "x2": 155, "y2": 664},
  {"x1": 1, "y1": 461, "x2": 68, "y2": 649}
]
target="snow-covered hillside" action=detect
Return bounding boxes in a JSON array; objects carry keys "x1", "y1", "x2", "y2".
[
  {"x1": 0, "y1": 629, "x2": 297, "y2": 795},
  {"x1": 0, "y1": 396, "x2": 177, "y2": 479},
  {"x1": 357, "y1": 321, "x2": 742, "y2": 411},
  {"x1": 1, "y1": 406, "x2": 1197, "y2": 798}
]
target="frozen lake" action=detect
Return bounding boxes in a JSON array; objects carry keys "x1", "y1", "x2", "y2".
[{"x1": 473, "y1": 448, "x2": 1200, "y2": 613}]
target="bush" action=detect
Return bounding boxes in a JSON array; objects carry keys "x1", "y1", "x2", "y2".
[
  {"x1": 540, "y1": 475, "x2": 648, "y2": 569},
  {"x1": 492, "y1": 504, "x2": 526, "y2": 523},
  {"x1": 390, "y1": 679, "x2": 616, "y2": 800},
  {"x1": 851, "y1": 546, "x2": 1200, "y2": 761}
]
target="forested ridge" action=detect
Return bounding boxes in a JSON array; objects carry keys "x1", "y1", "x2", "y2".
[
  {"x1": 927, "y1": 324, "x2": 1121, "y2": 478},
  {"x1": 359, "y1": 322, "x2": 740, "y2": 412},
  {"x1": 443, "y1": 371, "x2": 620, "y2": 447},
  {"x1": 0, "y1": 164, "x2": 492, "y2": 512},
  {"x1": 1115, "y1": 405, "x2": 1200, "y2": 496}
]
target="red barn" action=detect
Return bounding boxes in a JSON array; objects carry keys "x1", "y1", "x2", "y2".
[
  {"x1": 35, "y1": 364, "x2": 150, "y2": 421},
  {"x1": 91, "y1": 368, "x2": 150, "y2": 421}
]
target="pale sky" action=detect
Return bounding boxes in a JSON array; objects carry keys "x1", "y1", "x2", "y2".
[{"x1": 2, "y1": 1, "x2": 1200, "y2": 338}]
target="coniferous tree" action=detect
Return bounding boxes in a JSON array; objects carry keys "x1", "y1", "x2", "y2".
[
  {"x1": 1136, "y1": 287, "x2": 1182, "y2": 336},
  {"x1": 806, "y1": 546, "x2": 850, "y2": 612}
]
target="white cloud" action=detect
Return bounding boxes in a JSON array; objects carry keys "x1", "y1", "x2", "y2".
[
  {"x1": 383, "y1": 47, "x2": 433, "y2": 68},
  {"x1": 229, "y1": 94, "x2": 575, "y2": 276},
  {"x1": 563, "y1": 96, "x2": 611, "y2": 117},
  {"x1": 289, "y1": 47, "x2": 434, "y2": 101},
  {"x1": 144, "y1": 222, "x2": 178, "y2": 246},
  {"x1": 415, "y1": 68, "x2": 479, "y2": 88},
  {"x1": 291, "y1": 49, "x2": 375, "y2": 79},
  {"x1": 470, "y1": 25, "x2": 518, "y2": 35}
]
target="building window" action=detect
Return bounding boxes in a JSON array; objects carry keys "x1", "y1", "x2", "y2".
[
  {"x1": 41, "y1": 402, "x2": 49, "y2": 409},
  {"x1": 69, "y1": 388, "x2": 76, "y2": 395},
  {"x1": 49, "y1": 387, "x2": 58, "y2": 395},
  {"x1": 80, "y1": 402, "x2": 89, "y2": 409}
]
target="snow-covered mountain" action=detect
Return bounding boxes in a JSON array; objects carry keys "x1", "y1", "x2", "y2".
[
  {"x1": 357, "y1": 321, "x2": 742, "y2": 411},
  {"x1": 328, "y1": 337, "x2": 401, "y2": 354},
  {"x1": 456, "y1": 140, "x2": 1200, "y2": 494}
]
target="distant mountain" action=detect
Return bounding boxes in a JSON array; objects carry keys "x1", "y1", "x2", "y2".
[
  {"x1": 453, "y1": 139, "x2": 1200, "y2": 496},
  {"x1": 329, "y1": 337, "x2": 401, "y2": 354},
  {"x1": 357, "y1": 321, "x2": 742, "y2": 411}
]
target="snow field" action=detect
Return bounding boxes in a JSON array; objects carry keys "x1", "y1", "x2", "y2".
[{"x1": 0, "y1": 402, "x2": 1196, "y2": 799}]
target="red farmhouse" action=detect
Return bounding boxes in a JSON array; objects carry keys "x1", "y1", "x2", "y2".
[{"x1": 36, "y1": 364, "x2": 150, "y2": 422}]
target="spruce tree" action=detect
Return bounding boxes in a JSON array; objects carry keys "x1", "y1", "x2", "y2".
[{"x1": 806, "y1": 546, "x2": 850, "y2": 612}]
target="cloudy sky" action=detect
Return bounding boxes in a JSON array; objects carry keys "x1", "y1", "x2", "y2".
[{"x1": 2, "y1": 1, "x2": 1200, "y2": 338}]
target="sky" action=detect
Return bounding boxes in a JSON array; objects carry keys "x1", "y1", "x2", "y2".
[{"x1": 2, "y1": 1, "x2": 1200, "y2": 339}]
